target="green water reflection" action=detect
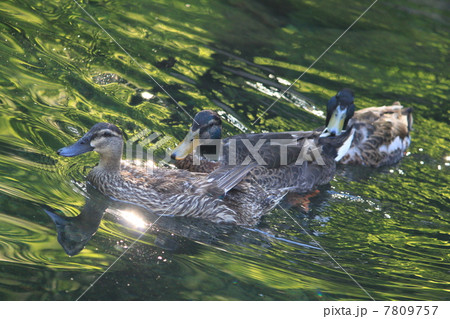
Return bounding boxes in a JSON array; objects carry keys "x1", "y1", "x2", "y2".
[{"x1": 0, "y1": 0, "x2": 448, "y2": 300}]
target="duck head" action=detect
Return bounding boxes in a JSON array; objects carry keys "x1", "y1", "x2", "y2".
[
  {"x1": 171, "y1": 110, "x2": 222, "y2": 160},
  {"x1": 58, "y1": 123, "x2": 123, "y2": 169},
  {"x1": 321, "y1": 88, "x2": 355, "y2": 137}
]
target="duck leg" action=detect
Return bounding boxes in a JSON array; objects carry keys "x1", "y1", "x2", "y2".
[{"x1": 285, "y1": 189, "x2": 320, "y2": 211}]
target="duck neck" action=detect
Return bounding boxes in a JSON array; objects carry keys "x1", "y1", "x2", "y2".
[
  {"x1": 97, "y1": 152, "x2": 122, "y2": 172},
  {"x1": 95, "y1": 144, "x2": 123, "y2": 174}
]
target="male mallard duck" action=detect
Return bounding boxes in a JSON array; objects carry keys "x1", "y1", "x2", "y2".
[
  {"x1": 325, "y1": 89, "x2": 413, "y2": 167},
  {"x1": 57, "y1": 123, "x2": 286, "y2": 226},
  {"x1": 171, "y1": 108, "x2": 355, "y2": 194}
]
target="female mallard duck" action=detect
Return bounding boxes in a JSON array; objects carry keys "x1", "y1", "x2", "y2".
[
  {"x1": 325, "y1": 89, "x2": 413, "y2": 167},
  {"x1": 57, "y1": 123, "x2": 286, "y2": 226},
  {"x1": 171, "y1": 109, "x2": 355, "y2": 194}
]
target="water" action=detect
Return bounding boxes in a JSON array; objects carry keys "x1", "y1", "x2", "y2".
[{"x1": 0, "y1": 0, "x2": 448, "y2": 300}]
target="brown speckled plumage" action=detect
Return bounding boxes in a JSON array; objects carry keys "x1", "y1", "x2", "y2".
[
  {"x1": 88, "y1": 164, "x2": 284, "y2": 226},
  {"x1": 58, "y1": 123, "x2": 286, "y2": 226},
  {"x1": 242, "y1": 155, "x2": 337, "y2": 193},
  {"x1": 174, "y1": 154, "x2": 220, "y2": 173},
  {"x1": 171, "y1": 110, "x2": 354, "y2": 194},
  {"x1": 340, "y1": 103, "x2": 413, "y2": 167},
  {"x1": 208, "y1": 129, "x2": 353, "y2": 193}
]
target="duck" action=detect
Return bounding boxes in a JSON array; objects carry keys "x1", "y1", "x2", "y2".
[
  {"x1": 327, "y1": 90, "x2": 413, "y2": 167},
  {"x1": 172, "y1": 110, "x2": 223, "y2": 173},
  {"x1": 57, "y1": 123, "x2": 287, "y2": 226},
  {"x1": 171, "y1": 107, "x2": 355, "y2": 194},
  {"x1": 172, "y1": 89, "x2": 413, "y2": 176}
]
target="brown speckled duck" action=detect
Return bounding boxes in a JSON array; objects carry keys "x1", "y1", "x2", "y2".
[
  {"x1": 171, "y1": 109, "x2": 355, "y2": 194},
  {"x1": 172, "y1": 90, "x2": 413, "y2": 178},
  {"x1": 325, "y1": 89, "x2": 413, "y2": 167},
  {"x1": 57, "y1": 123, "x2": 286, "y2": 226}
]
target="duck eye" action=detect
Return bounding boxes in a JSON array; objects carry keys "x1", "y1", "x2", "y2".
[{"x1": 102, "y1": 131, "x2": 112, "y2": 137}]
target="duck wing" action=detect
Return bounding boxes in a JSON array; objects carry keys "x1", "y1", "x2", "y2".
[{"x1": 208, "y1": 129, "x2": 354, "y2": 193}]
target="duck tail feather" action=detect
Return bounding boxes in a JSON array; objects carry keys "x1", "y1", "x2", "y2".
[
  {"x1": 401, "y1": 107, "x2": 413, "y2": 131},
  {"x1": 208, "y1": 162, "x2": 258, "y2": 194}
]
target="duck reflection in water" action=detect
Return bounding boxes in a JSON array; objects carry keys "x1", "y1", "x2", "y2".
[
  {"x1": 45, "y1": 184, "x2": 111, "y2": 256},
  {"x1": 44, "y1": 184, "x2": 248, "y2": 256}
]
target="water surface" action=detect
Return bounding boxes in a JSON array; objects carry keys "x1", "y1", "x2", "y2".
[{"x1": 0, "y1": 0, "x2": 448, "y2": 300}]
